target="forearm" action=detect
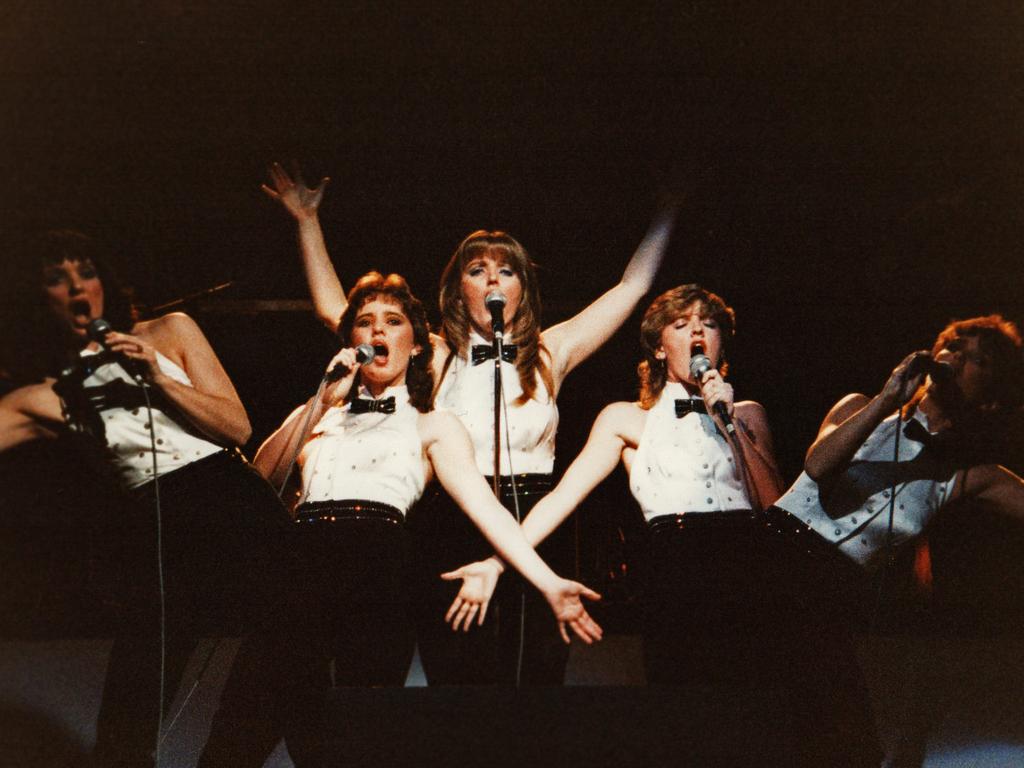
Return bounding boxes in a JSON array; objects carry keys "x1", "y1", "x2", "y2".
[
  {"x1": 151, "y1": 374, "x2": 251, "y2": 446},
  {"x1": 469, "y1": 503, "x2": 561, "y2": 594},
  {"x1": 620, "y1": 205, "x2": 677, "y2": 293},
  {"x1": 805, "y1": 395, "x2": 893, "y2": 480},
  {"x1": 253, "y1": 396, "x2": 322, "y2": 484},
  {"x1": 296, "y1": 217, "x2": 347, "y2": 333}
]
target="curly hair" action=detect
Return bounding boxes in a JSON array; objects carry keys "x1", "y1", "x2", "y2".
[
  {"x1": 636, "y1": 284, "x2": 736, "y2": 409},
  {"x1": 930, "y1": 314, "x2": 1023, "y2": 412},
  {"x1": 1, "y1": 230, "x2": 135, "y2": 384},
  {"x1": 336, "y1": 271, "x2": 435, "y2": 413},
  {"x1": 438, "y1": 230, "x2": 553, "y2": 404}
]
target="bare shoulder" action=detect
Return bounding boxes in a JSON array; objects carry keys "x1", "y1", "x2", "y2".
[
  {"x1": 595, "y1": 400, "x2": 647, "y2": 446},
  {"x1": 428, "y1": 333, "x2": 452, "y2": 381},
  {"x1": 134, "y1": 312, "x2": 202, "y2": 344},
  {"x1": 417, "y1": 407, "x2": 466, "y2": 446},
  {"x1": 824, "y1": 393, "x2": 871, "y2": 425},
  {"x1": 735, "y1": 400, "x2": 769, "y2": 424}
]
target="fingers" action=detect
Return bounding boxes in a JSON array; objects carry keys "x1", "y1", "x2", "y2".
[
  {"x1": 558, "y1": 622, "x2": 571, "y2": 645},
  {"x1": 577, "y1": 584, "x2": 602, "y2": 602},
  {"x1": 478, "y1": 601, "x2": 488, "y2": 626},
  {"x1": 569, "y1": 611, "x2": 604, "y2": 644},
  {"x1": 259, "y1": 183, "x2": 281, "y2": 200},
  {"x1": 445, "y1": 597, "x2": 461, "y2": 624},
  {"x1": 439, "y1": 569, "x2": 462, "y2": 581}
]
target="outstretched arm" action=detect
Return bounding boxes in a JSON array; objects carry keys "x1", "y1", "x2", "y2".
[
  {"x1": 424, "y1": 410, "x2": 603, "y2": 644},
  {"x1": 441, "y1": 402, "x2": 633, "y2": 630},
  {"x1": 542, "y1": 204, "x2": 678, "y2": 389},
  {"x1": 804, "y1": 351, "x2": 926, "y2": 481},
  {"x1": 262, "y1": 162, "x2": 347, "y2": 333}
]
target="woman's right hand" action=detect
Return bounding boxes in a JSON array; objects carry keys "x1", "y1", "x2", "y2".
[
  {"x1": 879, "y1": 351, "x2": 929, "y2": 410},
  {"x1": 261, "y1": 161, "x2": 329, "y2": 222},
  {"x1": 322, "y1": 347, "x2": 361, "y2": 405},
  {"x1": 544, "y1": 578, "x2": 603, "y2": 645},
  {"x1": 440, "y1": 557, "x2": 505, "y2": 632}
]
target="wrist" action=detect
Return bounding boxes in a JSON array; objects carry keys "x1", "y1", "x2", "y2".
[
  {"x1": 487, "y1": 555, "x2": 506, "y2": 574},
  {"x1": 296, "y1": 214, "x2": 321, "y2": 230}
]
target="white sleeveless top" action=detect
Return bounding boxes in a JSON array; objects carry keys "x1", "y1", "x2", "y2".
[
  {"x1": 79, "y1": 348, "x2": 222, "y2": 489},
  {"x1": 776, "y1": 409, "x2": 958, "y2": 571},
  {"x1": 629, "y1": 382, "x2": 749, "y2": 522},
  {"x1": 298, "y1": 384, "x2": 427, "y2": 514},
  {"x1": 434, "y1": 331, "x2": 558, "y2": 476}
]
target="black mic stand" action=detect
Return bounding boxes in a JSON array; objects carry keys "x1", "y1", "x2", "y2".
[{"x1": 491, "y1": 330, "x2": 504, "y2": 497}]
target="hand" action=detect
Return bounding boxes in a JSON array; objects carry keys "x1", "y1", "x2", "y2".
[
  {"x1": 440, "y1": 557, "x2": 504, "y2": 632},
  {"x1": 322, "y1": 347, "x2": 361, "y2": 405},
  {"x1": 261, "y1": 162, "x2": 329, "y2": 222},
  {"x1": 879, "y1": 351, "x2": 928, "y2": 410},
  {"x1": 544, "y1": 578, "x2": 603, "y2": 645},
  {"x1": 102, "y1": 331, "x2": 161, "y2": 382},
  {"x1": 699, "y1": 368, "x2": 735, "y2": 416}
]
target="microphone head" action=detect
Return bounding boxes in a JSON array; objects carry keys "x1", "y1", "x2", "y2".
[
  {"x1": 355, "y1": 344, "x2": 376, "y2": 364},
  {"x1": 689, "y1": 353, "x2": 713, "y2": 381},
  {"x1": 484, "y1": 291, "x2": 506, "y2": 310},
  {"x1": 86, "y1": 318, "x2": 113, "y2": 346},
  {"x1": 929, "y1": 360, "x2": 954, "y2": 383}
]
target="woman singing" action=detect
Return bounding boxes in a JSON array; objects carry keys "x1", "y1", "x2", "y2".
[
  {"x1": 445, "y1": 284, "x2": 785, "y2": 690},
  {"x1": 198, "y1": 272, "x2": 602, "y2": 767},
  {"x1": 0, "y1": 230, "x2": 290, "y2": 768},
  {"x1": 261, "y1": 162, "x2": 677, "y2": 684}
]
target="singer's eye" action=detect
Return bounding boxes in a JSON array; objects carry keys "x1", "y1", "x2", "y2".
[
  {"x1": 703, "y1": 320, "x2": 718, "y2": 329},
  {"x1": 499, "y1": 267, "x2": 514, "y2": 277},
  {"x1": 466, "y1": 265, "x2": 484, "y2": 276}
]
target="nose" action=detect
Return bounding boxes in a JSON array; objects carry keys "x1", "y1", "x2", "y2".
[{"x1": 67, "y1": 272, "x2": 84, "y2": 295}]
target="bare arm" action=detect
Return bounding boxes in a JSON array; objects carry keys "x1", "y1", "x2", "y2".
[
  {"x1": 106, "y1": 313, "x2": 251, "y2": 446},
  {"x1": 262, "y1": 162, "x2": 347, "y2": 333},
  {"x1": 730, "y1": 401, "x2": 786, "y2": 510},
  {"x1": 542, "y1": 205, "x2": 678, "y2": 390},
  {"x1": 424, "y1": 410, "x2": 602, "y2": 643},
  {"x1": 804, "y1": 351, "x2": 926, "y2": 481},
  {"x1": 253, "y1": 347, "x2": 362, "y2": 485},
  {"x1": 957, "y1": 464, "x2": 1024, "y2": 519},
  {"x1": 0, "y1": 383, "x2": 64, "y2": 453}
]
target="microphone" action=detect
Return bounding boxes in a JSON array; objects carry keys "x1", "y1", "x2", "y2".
[
  {"x1": 906, "y1": 353, "x2": 954, "y2": 384},
  {"x1": 688, "y1": 345, "x2": 735, "y2": 435},
  {"x1": 485, "y1": 291, "x2": 506, "y2": 339},
  {"x1": 326, "y1": 343, "x2": 376, "y2": 382},
  {"x1": 86, "y1": 318, "x2": 146, "y2": 383}
]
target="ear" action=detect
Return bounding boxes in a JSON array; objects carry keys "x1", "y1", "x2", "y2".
[
  {"x1": 412, "y1": 345, "x2": 423, "y2": 357},
  {"x1": 654, "y1": 346, "x2": 666, "y2": 360}
]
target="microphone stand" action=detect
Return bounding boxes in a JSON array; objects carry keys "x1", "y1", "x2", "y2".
[{"x1": 491, "y1": 329, "x2": 503, "y2": 497}]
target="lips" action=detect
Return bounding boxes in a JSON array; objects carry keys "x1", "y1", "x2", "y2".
[
  {"x1": 68, "y1": 299, "x2": 92, "y2": 325},
  {"x1": 372, "y1": 343, "x2": 389, "y2": 362}
]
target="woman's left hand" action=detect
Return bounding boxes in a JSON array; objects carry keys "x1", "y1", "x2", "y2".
[
  {"x1": 545, "y1": 579, "x2": 603, "y2": 644},
  {"x1": 440, "y1": 557, "x2": 504, "y2": 632},
  {"x1": 698, "y1": 368, "x2": 735, "y2": 416},
  {"x1": 102, "y1": 331, "x2": 162, "y2": 382}
]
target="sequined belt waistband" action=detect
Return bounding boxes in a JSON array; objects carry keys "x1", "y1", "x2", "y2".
[
  {"x1": 483, "y1": 473, "x2": 553, "y2": 498},
  {"x1": 294, "y1": 500, "x2": 405, "y2": 527},
  {"x1": 647, "y1": 510, "x2": 756, "y2": 533}
]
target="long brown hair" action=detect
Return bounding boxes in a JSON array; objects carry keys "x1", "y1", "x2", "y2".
[
  {"x1": 637, "y1": 284, "x2": 736, "y2": 409},
  {"x1": 438, "y1": 230, "x2": 552, "y2": 403},
  {"x1": 336, "y1": 272, "x2": 434, "y2": 413}
]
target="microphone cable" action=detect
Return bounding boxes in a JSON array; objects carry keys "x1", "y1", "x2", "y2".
[{"x1": 496, "y1": 375, "x2": 526, "y2": 687}]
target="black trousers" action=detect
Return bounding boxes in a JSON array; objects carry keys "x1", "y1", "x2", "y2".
[
  {"x1": 199, "y1": 502, "x2": 414, "y2": 768},
  {"x1": 92, "y1": 450, "x2": 291, "y2": 768},
  {"x1": 409, "y1": 474, "x2": 571, "y2": 685}
]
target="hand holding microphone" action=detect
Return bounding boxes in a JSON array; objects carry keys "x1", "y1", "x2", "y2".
[
  {"x1": 883, "y1": 351, "x2": 953, "y2": 408},
  {"x1": 87, "y1": 318, "x2": 152, "y2": 384},
  {"x1": 325, "y1": 344, "x2": 376, "y2": 382},
  {"x1": 689, "y1": 345, "x2": 736, "y2": 435}
]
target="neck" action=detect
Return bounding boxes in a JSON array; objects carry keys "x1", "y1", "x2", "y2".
[
  {"x1": 362, "y1": 376, "x2": 403, "y2": 399},
  {"x1": 666, "y1": 375, "x2": 700, "y2": 397}
]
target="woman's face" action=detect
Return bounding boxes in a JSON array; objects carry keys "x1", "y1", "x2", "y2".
[
  {"x1": 933, "y1": 334, "x2": 996, "y2": 410},
  {"x1": 42, "y1": 258, "x2": 104, "y2": 340},
  {"x1": 350, "y1": 296, "x2": 421, "y2": 395},
  {"x1": 459, "y1": 249, "x2": 523, "y2": 339},
  {"x1": 656, "y1": 301, "x2": 724, "y2": 386}
]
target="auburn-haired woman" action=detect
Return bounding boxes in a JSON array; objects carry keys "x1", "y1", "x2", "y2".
[
  {"x1": 199, "y1": 272, "x2": 602, "y2": 767},
  {"x1": 261, "y1": 163, "x2": 676, "y2": 684}
]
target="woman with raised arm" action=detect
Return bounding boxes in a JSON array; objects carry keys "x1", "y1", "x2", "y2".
[
  {"x1": 0, "y1": 230, "x2": 290, "y2": 768},
  {"x1": 443, "y1": 284, "x2": 785, "y2": 691},
  {"x1": 261, "y1": 162, "x2": 676, "y2": 684},
  {"x1": 198, "y1": 272, "x2": 601, "y2": 767}
]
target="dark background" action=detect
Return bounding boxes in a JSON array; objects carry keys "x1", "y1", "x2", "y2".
[{"x1": 2, "y1": 1, "x2": 1023, "y2": 629}]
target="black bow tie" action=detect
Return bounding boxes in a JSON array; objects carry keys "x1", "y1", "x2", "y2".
[
  {"x1": 471, "y1": 344, "x2": 518, "y2": 365},
  {"x1": 675, "y1": 399, "x2": 708, "y2": 417},
  {"x1": 902, "y1": 418, "x2": 946, "y2": 454},
  {"x1": 349, "y1": 396, "x2": 396, "y2": 414}
]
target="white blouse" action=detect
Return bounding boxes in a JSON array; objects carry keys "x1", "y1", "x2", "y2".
[
  {"x1": 776, "y1": 409, "x2": 958, "y2": 571},
  {"x1": 298, "y1": 384, "x2": 428, "y2": 514},
  {"x1": 434, "y1": 331, "x2": 558, "y2": 476},
  {"x1": 629, "y1": 382, "x2": 749, "y2": 522},
  {"x1": 79, "y1": 348, "x2": 221, "y2": 489}
]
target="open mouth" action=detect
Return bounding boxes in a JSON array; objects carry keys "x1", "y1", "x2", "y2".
[
  {"x1": 69, "y1": 299, "x2": 92, "y2": 325},
  {"x1": 372, "y1": 343, "x2": 389, "y2": 362},
  {"x1": 690, "y1": 341, "x2": 706, "y2": 356}
]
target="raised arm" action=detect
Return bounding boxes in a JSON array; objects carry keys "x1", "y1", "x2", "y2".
[
  {"x1": 804, "y1": 351, "x2": 926, "y2": 481},
  {"x1": 424, "y1": 410, "x2": 602, "y2": 644},
  {"x1": 542, "y1": 205, "x2": 678, "y2": 389},
  {"x1": 262, "y1": 162, "x2": 347, "y2": 333},
  {"x1": 105, "y1": 313, "x2": 251, "y2": 447}
]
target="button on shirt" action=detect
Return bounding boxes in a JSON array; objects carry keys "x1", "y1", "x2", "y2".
[
  {"x1": 299, "y1": 385, "x2": 427, "y2": 513},
  {"x1": 434, "y1": 331, "x2": 558, "y2": 476},
  {"x1": 630, "y1": 382, "x2": 748, "y2": 522},
  {"x1": 775, "y1": 409, "x2": 957, "y2": 571}
]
